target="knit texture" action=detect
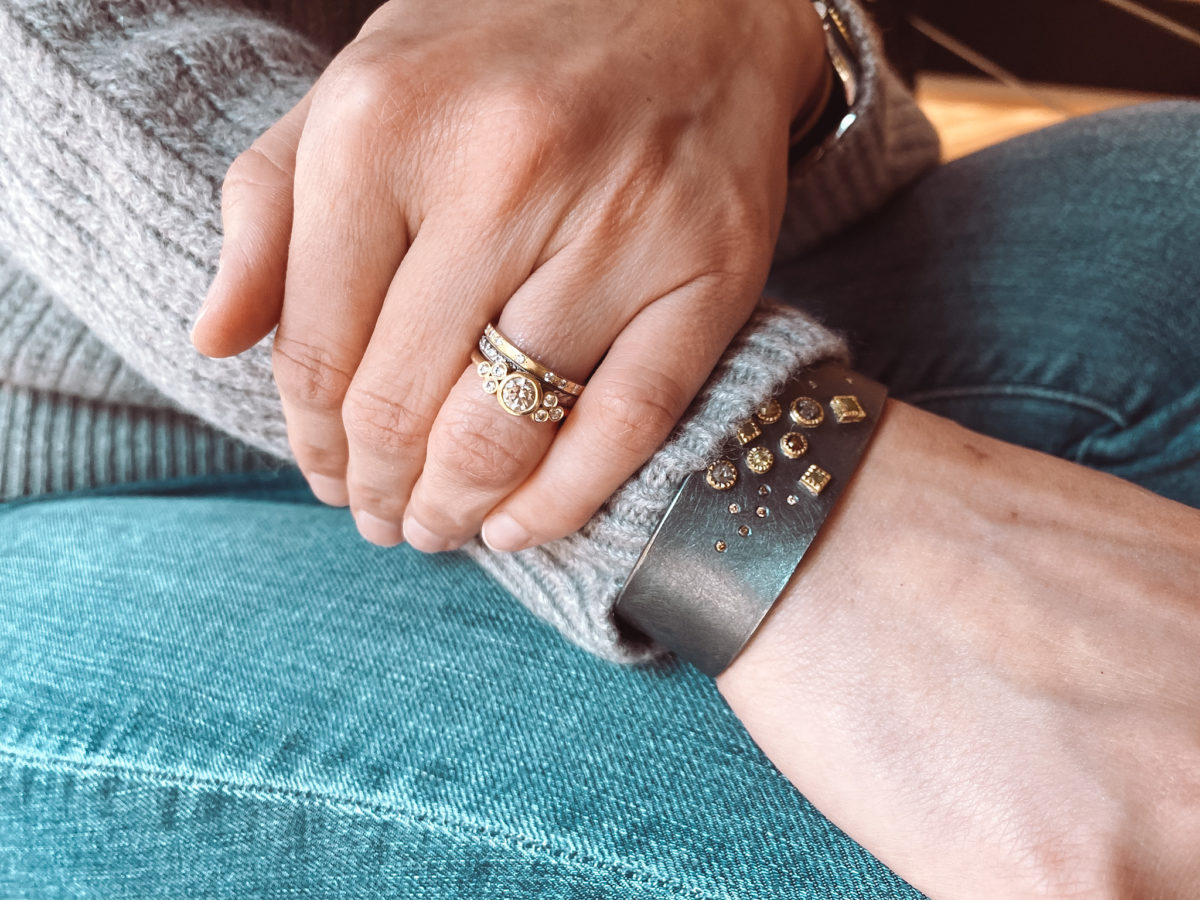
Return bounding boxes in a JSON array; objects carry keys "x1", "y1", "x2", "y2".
[
  {"x1": 0, "y1": 0, "x2": 939, "y2": 661},
  {"x1": 0, "y1": 255, "x2": 277, "y2": 499},
  {"x1": 776, "y1": 6, "x2": 942, "y2": 259}
]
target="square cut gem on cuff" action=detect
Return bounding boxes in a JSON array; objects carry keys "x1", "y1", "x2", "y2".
[
  {"x1": 736, "y1": 420, "x2": 762, "y2": 445},
  {"x1": 799, "y1": 464, "x2": 832, "y2": 495},
  {"x1": 830, "y1": 394, "x2": 867, "y2": 423}
]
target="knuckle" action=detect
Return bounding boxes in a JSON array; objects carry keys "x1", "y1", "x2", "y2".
[
  {"x1": 342, "y1": 385, "x2": 428, "y2": 459},
  {"x1": 477, "y1": 82, "x2": 569, "y2": 169},
  {"x1": 434, "y1": 411, "x2": 530, "y2": 491},
  {"x1": 696, "y1": 197, "x2": 773, "y2": 276},
  {"x1": 354, "y1": 4, "x2": 392, "y2": 40},
  {"x1": 348, "y1": 480, "x2": 407, "y2": 521},
  {"x1": 1002, "y1": 819, "x2": 1126, "y2": 900},
  {"x1": 222, "y1": 146, "x2": 293, "y2": 212},
  {"x1": 318, "y1": 46, "x2": 415, "y2": 138},
  {"x1": 272, "y1": 337, "x2": 355, "y2": 410},
  {"x1": 590, "y1": 374, "x2": 688, "y2": 451}
]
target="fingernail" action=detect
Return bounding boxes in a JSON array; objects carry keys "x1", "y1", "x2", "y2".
[
  {"x1": 189, "y1": 301, "x2": 210, "y2": 341},
  {"x1": 402, "y1": 515, "x2": 453, "y2": 554},
  {"x1": 307, "y1": 473, "x2": 349, "y2": 507},
  {"x1": 192, "y1": 262, "x2": 224, "y2": 333},
  {"x1": 354, "y1": 510, "x2": 404, "y2": 547},
  {"x1": 481, "y1": 513, "x2": 531, "y2": 553}
]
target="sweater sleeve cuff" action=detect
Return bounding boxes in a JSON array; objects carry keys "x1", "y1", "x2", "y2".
[
  {"x1": 773, "y1": 0, "x2": 941, "y2": 260},
  {"x1": 461, "y1": 298, "x2": 849, "y2": 664}
]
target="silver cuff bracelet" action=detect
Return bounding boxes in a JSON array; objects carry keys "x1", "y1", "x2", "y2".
[{"x1": 613, "y1": 361, "x2": 888, "y2": 676}]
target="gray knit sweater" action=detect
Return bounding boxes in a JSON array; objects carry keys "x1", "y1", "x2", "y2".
[{"x1": 0, "y1": 0, "x2": 939, "y2": 662}]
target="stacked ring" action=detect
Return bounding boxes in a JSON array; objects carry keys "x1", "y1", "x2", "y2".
[
  {"x1": 471, "y1": 351, "x2": 575, "y2": 424},
  {"x1": 481, "y1": 323, "x2": 586, "y2": 397}
]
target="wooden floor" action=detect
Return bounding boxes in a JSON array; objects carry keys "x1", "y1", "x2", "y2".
[{"x1": 914, "y1": 73, "x2": 1170, "y2": 160}]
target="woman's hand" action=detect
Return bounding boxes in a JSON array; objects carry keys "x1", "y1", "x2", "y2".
[
  {"x1": 719, "y1": 401, "x2": 1200, "y2": 899},
  {"x1": 191, "y1": 0, "x2": 829, "y2": 552}
]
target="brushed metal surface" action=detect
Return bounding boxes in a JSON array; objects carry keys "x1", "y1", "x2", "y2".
[{"x1": 614, "y1": 363, "x2": 888, "y2": 676}]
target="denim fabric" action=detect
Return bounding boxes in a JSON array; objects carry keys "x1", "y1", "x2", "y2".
[
  {"x1": 770, "y1": 100, "x2": 1200, "y2": 509},
  {"x1": 0, "y1": 468, "x2": 922, "y2": 899},
  {"x1": 2, "y1": 102, "x2": 1199, "y2": 898}
]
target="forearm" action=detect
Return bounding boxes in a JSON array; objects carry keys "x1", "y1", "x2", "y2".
[{"x1": 718, "y1": 400, "x2": 1200, "y2": 898}]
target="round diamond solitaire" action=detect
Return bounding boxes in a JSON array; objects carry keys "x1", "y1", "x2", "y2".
[{"x1": 497, "y1": 373, "x2": 542, "y2": 416}]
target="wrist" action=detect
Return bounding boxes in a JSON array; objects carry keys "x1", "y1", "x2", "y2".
[
  {"x1": 714, "y1": 400, "x2": 1200, "y2": 897},
  {"x1": 716, "y1": 400, "x2": 1012, "y2": 693}
]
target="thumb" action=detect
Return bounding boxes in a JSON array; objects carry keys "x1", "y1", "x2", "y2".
[{"x1": 192, "y1": 90, "x2": 313, "y2": 358}]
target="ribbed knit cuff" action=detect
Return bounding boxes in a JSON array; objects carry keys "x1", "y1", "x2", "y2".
[
  {"x1": 773, "y1": 0, "x2": 941, "y2": 259},
  {"x1": 461, "y1": 298, "x2": 849, "y2": 663},
  {"x1": 0, "y1": 251, "x2": 174, "y2": 410},
  {"x1": 0, "y1": 384, "x2": 277, "y2": 502}
]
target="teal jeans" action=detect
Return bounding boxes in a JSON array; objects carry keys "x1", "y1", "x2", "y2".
[{"x1": 3, "y1": 103, "x2": 1199, "y2": 898}]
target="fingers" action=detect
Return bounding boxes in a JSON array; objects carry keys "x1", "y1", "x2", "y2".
[
  {"x1": 339, "y1": 210, "x2": 539, "y2": 544},
  {"x1": 481, "y1": 279, "x2": 749, "y2": 552},
  {"x1": 400, "y1": 255, "x2": 625, "y2": 551},
  {"x1": 398, "y1": 364, "x2": 558, "y2": 552},
  {"x1": 267, "y1": 80, "x2": 413, "y2": 508},
  {"x1": 192, "y1": 90, "x2": 313, "y2": 359}
]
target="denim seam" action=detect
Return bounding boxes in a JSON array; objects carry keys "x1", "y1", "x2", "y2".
[
  {"x1": 896, "y1": 383, "x2": 1129, "y2": 429},
  {"x1": 0, "y1": 745, "x2": 723, "y2": 900}
]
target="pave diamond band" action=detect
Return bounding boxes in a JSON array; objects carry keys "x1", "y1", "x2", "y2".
[{"x1": 481, "y1": 324, "x2": 586, "y2": 397}]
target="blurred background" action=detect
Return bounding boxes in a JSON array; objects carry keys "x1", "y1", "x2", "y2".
[{"x1": 869, "y1": 0, "x2": 1200, "y2": 158}]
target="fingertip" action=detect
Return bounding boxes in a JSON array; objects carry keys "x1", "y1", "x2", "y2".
[
  {"x1": 354, "y1": 509, "x2": 405, "y2": 548},
  {"x1": 480, "y1": 512, "x2": 533, "y2": 553},
  {"x1": 306, "y1": 472, "x2": 350, "y2": 507},
  {"x1": 402, "y1": 513, "x2": 457, "y2": 554},
  {"x1": 190, "y1": 264, "x2": 281, "y2": 358}
]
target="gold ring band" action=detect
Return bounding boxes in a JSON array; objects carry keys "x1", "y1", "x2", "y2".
[{"x1": 481, "y1": 323, "x2": 586, "y2": 397}]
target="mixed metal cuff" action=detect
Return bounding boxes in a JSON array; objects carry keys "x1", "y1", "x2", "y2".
[{"x1": 613, "y1": 361, "x2": 887, "y2": 676}]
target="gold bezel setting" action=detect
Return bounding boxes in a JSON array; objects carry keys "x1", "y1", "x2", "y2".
[
  {"x1": 496, "y1": 372, "x2": 543, "y2": 417},
  {"x1": 706, "y1": 460, "x2": 738, "y2": 491},
  {"x1": 790, "y1": 396, "x2": 825, "y2": 428},
  {"x1": 755, "y1": 398, "x2": 783, "y2": 424},
  {"x1": 779, "y1": 431, "x2": 809, "y2": 459},
  {"x1": 830, "y1": 394, "x2": 867, "y2": 423},
  {"x1": 799, "y1": 464, "x2": 832, "y2": 496},
  {"x1": 745, "y1": 446, "x2": 775, "y2": 475}
]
